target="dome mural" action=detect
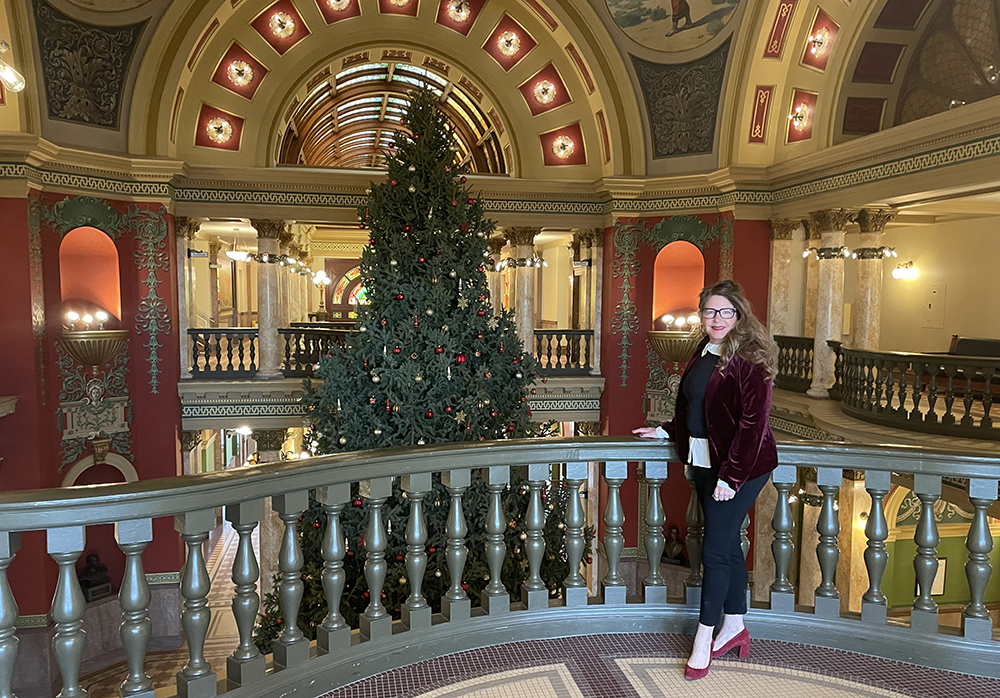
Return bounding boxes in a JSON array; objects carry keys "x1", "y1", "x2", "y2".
[{"x1": 606, "y1": 0, "x2": 742, "y2": 52}]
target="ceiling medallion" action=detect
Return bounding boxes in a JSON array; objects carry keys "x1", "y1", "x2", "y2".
[
  {"x1": 498, "y1": 31, "x2": 520, "y2": 57},
  {"x1": 269, "y1": 12, "x2": 295, "y2": 38},
  {"x1": 447, "y1": 0, "x2": 472, "y2": 22},
  {"x1": 327, "y1": 0, "x2": 351, "y2": 9},
  {"x1": 788, "y1": 103, "x2": 809, "y2": 131},
  {"x1": 206, "y1": 117, "x2": 234, "y2": 144},
  {"x1": 533, "y1": 80, "x2": 556, "y2": 104},
  {"x1": 808, "y1": 26, "x2": 830, "y2": 57},
  {"x1": 227, "y1": 60, "x2": 254, "y2": 86},
  {"x1": 551, "y1": 135, "x2": 574, "y2": 159}
]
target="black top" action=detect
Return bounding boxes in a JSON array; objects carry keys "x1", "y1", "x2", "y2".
[{"x1": 682, "y1": 350, "x2": 719, "y2": 438}]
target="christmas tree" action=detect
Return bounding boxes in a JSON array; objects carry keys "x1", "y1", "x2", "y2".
[{"x1": 254, "y1": 90, "x2": 592, "y2": 652}]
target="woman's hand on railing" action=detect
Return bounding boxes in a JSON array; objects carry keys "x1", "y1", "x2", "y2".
[{"x1": 632, "y1": 427, "x2": 665, "y2": 439}]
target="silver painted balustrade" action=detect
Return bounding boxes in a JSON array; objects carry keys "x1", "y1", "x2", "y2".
[{"x1": 2, "y1": 439, "x2": 1000, "y2": 698}]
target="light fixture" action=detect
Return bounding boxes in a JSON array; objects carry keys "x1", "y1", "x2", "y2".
[
  {"x1": 206, "y1": 117, "x2": 233, "y2": 144},
  {"x1": 0, "y1": 41, "x2": 25, "y2": 93},
  {"x1": 498, "y1": 31, "x2": 520, "y2": 57},
  {"x1": 551, "y1": 135, "x2": 575, "y2": 159},
  {"x1": 892, "y1": 261, "x2": 919, "y2": 280},
  {"x1": 807, "y1": 27, "x2": 829, "y2": 56},
  {"x1": 788, "y1": 103, "x2": 809, "y2": 131},
  {"x1": 235, "y1": 426, "x2": 253, "y2": 436},
  {"x1": 269, "y1": 12, "x2": 295, "y2": 38},
  {"x1": 533, "y1": 80, "x2": 556, "y2": 104},
  {"x1": 987, "y1": 64, "x2": 998, "y2": 84},
  {"x1": 661, "y1": 314, "x2": 674, "y2": 325},
  {"x1": 447, "y1": 0, "x2": 472, "y2": 23},
  {"x1": 227, "y1": 60, "x2": 253, "y2": 86},
  {"x1": 851, "y1": 245, "x2": 897, "y2": 260},
  {"x1": 95, "y1": 311, "x2": 109, "y2": 330},
  {"x1": 327, "y1": 0, "x2": 351, "y2": 9},
  {"x1": 949, "y1": 99, "x2": 966, "y2": 109}
]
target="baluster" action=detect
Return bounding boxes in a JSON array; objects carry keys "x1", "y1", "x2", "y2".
[
  {"x1": 600, "y1": 463, "x2": 628, "y2": 608},
  {"x1": 571, "y1": 333, "x2": 581, "y2": 368},
  {"x1": 925, "y1": 363, "x2": 939, "y2": 423},
  {"x1": 583, "y1": 333, "x2": 592, "y2": 371},
  {"x1": 980, "y1": 370, "x2": 994, "y2": 429},
  {"x1": 441, "y1": 469, "x2": 471, "y2": 622},
  {"x1": 896, "y1": 362, "x2": 909, "y2": 415},
  {"x1": 282, "y1": 332, "x2": 292, "y2": 373},
  {"x1": 861, "y1": 471, "x2": 890, "y2": 624},
  {"x1": 225, "y1": 500, "x2": 265, "y2": 686},
  {"x1": 481, "y1": 466, "x2": 511, "y2": 614},
  {"x1": 910, "y1": 362, "x2": 924, "y2": 421},
  {"x1": 961, "y1": 367, "x2": 976, "y2": 427},
  {"x1": 814, "y1": 468, "x2": 841, "y2": 617},
  {"x1": 911, "y1": 474, "x2": 942, "y2": 634},
  {"x1": 534, "y1": 333, "x2": 544, "y2": 367},
  {"x1": 248, "y1": 332, "x2": 258, "y2": 372},
  {"x1": 642, "y1": 461, "x2": 668, "y2": 604},
  {"x1": 225, "y1": 333, "x2": 237, "y2": 373},
  {"x1": 189, "y1": 333, "x2": 199, "y2": 375},
  {"x1": 684, "y1": 475, "x2": 704, "y2": 600},
  {"x1": 769, "y1": 466, "x2": 796, "y2": 612},
  {"x1": 316, "y1": 484, "x2": 350, "y2": 653},
  {"x1": 0, "y1": 532, "x2": 19, "y2": 698},
  {"x1": 740, "y1": 513, "x2": 750, "y2": 559},
  {"x1": 272, "y1": 492, "x2": 309, "y2": 667},
  {"x1": 521, "y1": 464, "x2": 549, "y2": 610},
  {"x1": 401, "y1": 473, "x2": 431, "y2": 630},
  {"x1": 563, "y1": 463, "x2": 588, "y2": 606},
  {"x1": 48, "y1": 526, "x2": 87, "y2": 698},
  {"x1": 230, "y1": 332, "x2": 242, "y2": 373},
  {"x1": 874, "y1": 358, "x2": 886, "y2": 412},
  {"x1": 360, "y1": 478, "x2": 392, "y2": 640},
  {"x1": 885, "y1": 361, "x2": 896, "y2": 414},
  {"x1": 963, "y1": 479, "x2": 998, "y2": 641},
  {"x1": 116, "y1": 519, "x2": 155, "y2": 698},
  {"x1": 175, "y1": 509, "x2": 216, "y2": 697},
  {"x1": 942, "y1": 366, "x2": 956, "y2": 425}
]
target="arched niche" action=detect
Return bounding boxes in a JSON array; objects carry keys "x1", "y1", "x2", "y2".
[
  {"x1": 61, "y1": 452, "x2": 138, "y2": 487},
  {"x1": 59, "y1": 226, "x2": 122, "y2": 322},
  {"x1": 652, "y1": 241, "x2": 705, "y2": 329}
]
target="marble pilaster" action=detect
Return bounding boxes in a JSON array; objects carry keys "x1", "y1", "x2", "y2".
[
  {"x1": 208, "y1": 240, "x2": 222, "y2": 328},
  {"x1": 505, "y1": 227, "x2": 540, "y2": 354},
  {"x1": 802, "y1": 219, "x2": 821, "y2": 337},
  {"x1": 807, "y1": 209, "x2": 853, "y2": 398},
  {"x1": 251, "y1": 220, "x2": 286, "y2": 379},
  {"x1": 278, "y1": 232, "x2": 293, "y2": 329},
  {"x1": 768, "y1": 219, "x2": 798, "y2": 337},
  {"x1": 487, "y1": 236, "x2": 506, "y2": 315},
  {"x1": 591, "y1": 229, "x2": 604, "y2": 376},
  {"x1": 175, "y1": 217, "x2": 201, "y2": 380},
  {"x1": 851, "y1": 209, "x2": 896, "y2": 350},
  {"x1": 580, "y1": 230, "x2": 594, "y2": 331},
  {"x1": 253, "y1": 429, "x2": 289, "y2": 599}
]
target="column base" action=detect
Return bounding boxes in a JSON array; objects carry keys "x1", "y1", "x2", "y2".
[
  {"x1": 176, "y1": 671, "x2": 217, "y2": 698},
  {"x1": 226, "y1": 655, "x2": 266, "y2": 688},
  {"x1": 806, "y1": 386, "x2": 831, "y2": 399},
  {"x1": 685, "y1": 585, "x2": 702, "y2": 608},
  {"x1": 643, "y1": 584, "x2": 667, "y2": 605},
  {"x1": 563, "y1": 586, "x2": 589, "y2": 607},
  {"x1": 480, "y1": 592, "x2": 511, "y2": 614},
  {"x1": 602, "y1": 585, "x2": 627, "y2": 606},
  {"x1": 861, "y1": 601, "x2": 887, "y2": 624},
  {"x1": 910, "y1": 608, "x2": 939, "y2": 634},
  {"x1": 962, "y1": 616, "x2": 993, "y2": 642},
  {"x1": 441, "y1": 595, "x2": 471, "y2": 622},
  {"x1": 521, "y1": 587, "x2": 550, "y2": 610},
  {"x1": 359, "y1": 614, "x2": 393, "y2": 642},
  {"x1": 770, "y1": 591, "x2": 795, "y2": 614},
  {"x1": 813, "y1": 596, "x2": 841, "y2": 618},
  {"x1": 273, "y1": 637, "x2": 310, "y2": 669},
  {"x1": 317, "y1": 625, "x2": 351, "y2": 654},
  {"x1": 121, "y1": 686, "x2": 157, "y2": 698},
  {"x1": 253, "y1": 371, "x2": 284, "y2": 380},
  {"x1": 402, "y1": 604, "x2": 433, "y2": 630}
]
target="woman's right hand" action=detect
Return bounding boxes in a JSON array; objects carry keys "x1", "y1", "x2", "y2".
[{"x1": 632, "y1": 427, "x2": 663, "y2": 439}]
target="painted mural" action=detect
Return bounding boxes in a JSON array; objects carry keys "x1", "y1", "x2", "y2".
[{"x1": 607, "y1": 0, "x2": 741, "y2": 53}]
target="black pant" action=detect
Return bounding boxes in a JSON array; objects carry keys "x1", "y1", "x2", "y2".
[{"x1": 690, "y1": 468, "x2": 770, "y2": 626}]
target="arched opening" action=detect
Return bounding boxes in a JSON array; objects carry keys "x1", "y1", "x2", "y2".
[
  {"x1": 652, "y1": 241, "x2": 705, "y2": 330},
  {"x1": 59, "y1": 226, "x2": 122, "y2": 324}
]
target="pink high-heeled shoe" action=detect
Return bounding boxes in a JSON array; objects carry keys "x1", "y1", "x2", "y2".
[
  {"x1": 684, "y1": 656, "x2": 712, "y2": 680},
  {"x1": 711, "y1": 627, "x2": 750, "y2": 659}
]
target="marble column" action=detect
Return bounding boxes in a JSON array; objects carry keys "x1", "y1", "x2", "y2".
[
  {"x1": 579, "y1": 230, "x2": 594, "y2": 331},
  {"x1": 851, "y1": 209, "x2": 896, "y2": 350},
  {"x1": 251, "y1": 219, "x2": 286, "y2": 379},
  {"x1": 278, "y1": 231, "x2": 293, "y2": 329},
  {"x1": 287, "y1": 244, "x2": 303, "y2": 324},
  {"x1": 253, "y1": 429, "x2": 288, "y2": 598},
  {"x1": 181, "y1": 430, "x2": 203, "y2": 476},
  {"x1": 591, "y1": 228, "x2": 604, "y2": 376},
  {"x1": 505, "y1": 227, "x2": 540, "y2": 354},
  {"x1": 802, "y1": 218, "x2": 821, "y2": 337},
  {"x1": 768, "y1": 219, "x2": 798, "y2": 337},
  {"x1": 175, "y1": 217, "x2": 201, "y2": 380},
  {"x1": 570, "y1": 233, "x2": 582, "y2": 329},
  {"x1": 487, "y1": 236, "x2": 506, "y2": 315},
  {"x1": 208, "y1": 240, "x2": 222, "y2": 328},
  {"x1": 807, "y1": 209, "x2": 853, "y2": 398},
  {"x1": 304, "y1": 257, "x2": 316, "y2": 317}
]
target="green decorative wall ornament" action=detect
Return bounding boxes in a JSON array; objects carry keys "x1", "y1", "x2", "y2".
[
  {"x1": 896, "y1": 490, "x2": 974, "y2": 527},
  {"x1": 45, "y1": 195, "x2": 126, "y2": 238},
  {"x1": 611, "y1": 215, "x2": 734, "y2": 387}
]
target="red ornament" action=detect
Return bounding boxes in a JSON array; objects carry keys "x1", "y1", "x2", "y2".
[
  {"x1": 467, "y1": 198, "x2": 475, "y2": 204},
  {"x1": 313, "y1": 522, "x2": 320, "y2": 528},
  {"x1": 380, "y1": 319, "x2": 388, "y2": 326},
  {"x1": 393, "y1": 347, "x2": 401, "y2": 354},
  {"x1": 451, "y1": 200, "x2": 458, "y2": 206},
  {"x1": 460, "y1": 222, "x2": 469, "y2": 232},
  {"x1": 490, "y1": 410, "x2": 497, "y2": 418},
  {"x1": 386, "y1": 399, "x2": 390, "y2": 413},
  {"x1": 477, "y1": 333, "x2": 483, "y2": 339},
  {"x1": 477, "y1": 265, "x2": 484, "y2": 273},
  {"x1": 428, "y1": 546, "x2": 437, "y2": 553},
  {"x1": 395, "y1": 554, "x2": 404, "y2": 562},
  {"x1": 444, "y1": 166, "x2": 451, "y2": 172},
  {"x1": 369, "y1": 238, "x2": 375, "y2": 245},
  {"x1": 507, "y1": 425, "x2": 515, "y2": 431},
  {"x1": 391, "y1": 180, "x2": 398, "y2": 186},
  {"x1": 477, "y1": 310, "x2": 485, "y2": 316},
  {"x1": 512, "y1": 358, "x2": 518, "y2": 363},
  {"x1": 425, "y1": 410, "x2": 434, "y2": 419},
  {"x1": 396, "y1": 293, "x2": 404, "y2": 300},
  {"x1": 404, "y1": 225, "x2": 411, "y2": 232},
  {"x1": 460, "y1": 176, "x2": 467, "y2": 183},
  {"x1": 500, "y1": 343, "x2": 504, "y2": 353},
  {"x1": 353, "y1": 499, "x2": 363, "y2": 506},
  {"x1": 358, "y1": 223, "x2": 365, "y2": 229},
  {"x1": 363, "y1": 591, "x2": 370, "y2": 599},
  {"x1": 410, "y1": 352, "x2": 418, "y2": 359},
  {"x1": 418, "y1": 256, "x2": 426, "y2": 263},
  {"x1": 521, "y1": 396, "x2": 527, "y2": 403},
  {"x1": 445, "y1": 405, "x2": 453, "y2": 413},
  {"x1": 435, "y1": 346, "x2": 444, "y2": 354},
  {"x1": 455, "y1": 354, "x2": 467, "y2": 364},
  {"x1": 479, "y1": 436, "x2": 485, "y2": 441},
  {"x1": 461, "y1": 582, "x2": 469, "y2": 590}
]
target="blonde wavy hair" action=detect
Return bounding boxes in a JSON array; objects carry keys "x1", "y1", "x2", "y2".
[{"x1": 698, "y1": 280, "x2": 776, "y2": 380}]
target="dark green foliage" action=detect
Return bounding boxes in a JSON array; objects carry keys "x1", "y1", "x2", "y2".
[{"x1": 254, "y1": 90, "x2": 592, "y2": 653}]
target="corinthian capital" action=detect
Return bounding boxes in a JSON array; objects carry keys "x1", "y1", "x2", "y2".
[
  {"x1": 252, "y1": 429, "x2": 288, "y2": 453},
  {"x1": 175, "y1": 216, "x2": 201, "y2": 242},
  {"x1": 856, "y1": 208, "x2": 896, "y2": 233},
  {"x1": 487, "y1": 236, "x2": 506, "y2": 256},
  {"x1": 769, "y1": 218, "x2": 799, "y2": 240},
  {"x1": 809, "y1": 209, "x2": 855, "y2": 232},
  {"x1": 250, "y1": 219, "x2": 287, "y2": 239},
  {"x1": 504, "y1": 226, "x2": 540, "y2": 247}
]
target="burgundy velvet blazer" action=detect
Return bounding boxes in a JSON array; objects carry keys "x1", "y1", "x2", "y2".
[{"x1": 664, "y1": 337, "x2": 778, "y2": 492}]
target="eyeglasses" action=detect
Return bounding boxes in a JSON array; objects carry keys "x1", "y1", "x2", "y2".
[{"x1": 700, "y1": 308, "x2": 737, "y2": 319}]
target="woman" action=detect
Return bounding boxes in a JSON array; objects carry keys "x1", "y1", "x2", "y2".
[{"x1": 634, "y1": 280, "x2": 777, "y2": 680}]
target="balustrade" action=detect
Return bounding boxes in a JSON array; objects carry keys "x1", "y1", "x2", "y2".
[
  {"x1": 774, "y1": 335, "x2": 814, "y2": 392},
  {"x1": 189, "y1": 328, "x2": 258, "y2": 377},
  {"x1": 0, "y1": 439, "x2": 999, "y2": 697},
  {"x1": 534, "y1": 330, "x2": 594, "y2": 375}
]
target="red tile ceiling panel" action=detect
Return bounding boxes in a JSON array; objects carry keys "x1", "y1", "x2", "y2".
[
  {"x1": 378, "y1": 0, "x2": 418, "y2": 16},
  {"x1": 786, "y1": 89, "x2": 817, "y2": 143},
  {"x1": 748, "y1": 85, "x2": 774, "y2": 144},
  {"x1": 518, "y1": 63, "x2": 571, "y2": 116},
  {"x1": 211, "y1": 42, "x2": 269, "y2": 99},
  {"x1": 524, "y1": 0, "x2": 558, "y2": 30},
  {"x1": 763, "y1": 0, "x2": 797, "y2": 59},
  {"x1": 436, "y1": 0, "x2": 487, "y2": 37},
  {"x1": 251, "y1": 0, "x2": 311, "y2": 55},
  {"x1": 874, "y1": 0, "x2": 930, "y2": 30},
  {"x1": 195, "y1": 104, "x2": 245, "y2": 151},
  {"x1": 801, "y1": 9, "x2": 839, "y2": 72},
  {"x1": 540, "y1": 122, "x2": 585, "y2": 166},
  {"x1": 843, "y1": 97, "x2": 886, "y2": 135},
  {"x1": 565, "y1": 43, "x2": 595, "y2": 94},
  {"x1": 483, "y1": 14, "x2": 537, "y2": 72},
  {"x1": 316, "y1": 0, "x2": 361, "y2": 23},
  {"x1": 853, "y1": 42, "x2": 905, "y2": 83}
]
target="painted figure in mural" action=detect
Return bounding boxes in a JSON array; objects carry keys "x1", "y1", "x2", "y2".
[
  {"x1": 633, "y1": 279, "x2": 777, "y2": 680},
  {"x1": 666, "y1": 0, "x2": 693, "y2": 35}
]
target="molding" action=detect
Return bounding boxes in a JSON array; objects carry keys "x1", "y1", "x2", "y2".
[
  {"x1": 14, "y1": 614, "x2": 49, "y2": 629},
  {"x1": 146, "y1": 571, "x2": 181, "y2": 585}
]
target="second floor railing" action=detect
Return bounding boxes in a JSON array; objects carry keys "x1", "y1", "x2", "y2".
[
  {"x1": 774, "y1": 335, "x2": 814, "y2": 392},
  {"x1": 534, "y1": 329, "x2": 594, "y2": 375},
  {"x1": 1, "y1": 438, "x2": 999, "y2": 698},
  {"x1": 189, "y1": 328, "x2": 258, "y2": 377},
  {"x1": 280, "y1": 327, "x2": 353, "y2": 377}
]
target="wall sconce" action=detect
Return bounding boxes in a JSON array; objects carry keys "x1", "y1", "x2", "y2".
[
  {"x1": 808, "y1": 27, "x2": 830, "y2": 57},
  {"x1": 788, "y1": 103, "x2": 809, "y2": 131},
  {"x1": 892, "y1": 261, "x2": 919, "y2": 280},
  {"x1": 851, "y1": 246, "x2": 897, "y2": 259},
  {"x1": 803, "y1": 246, "x2": 850, "y2": 259},
  {"x1": 0, "y1": 41, "x2": 26, "y2": 92}
]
